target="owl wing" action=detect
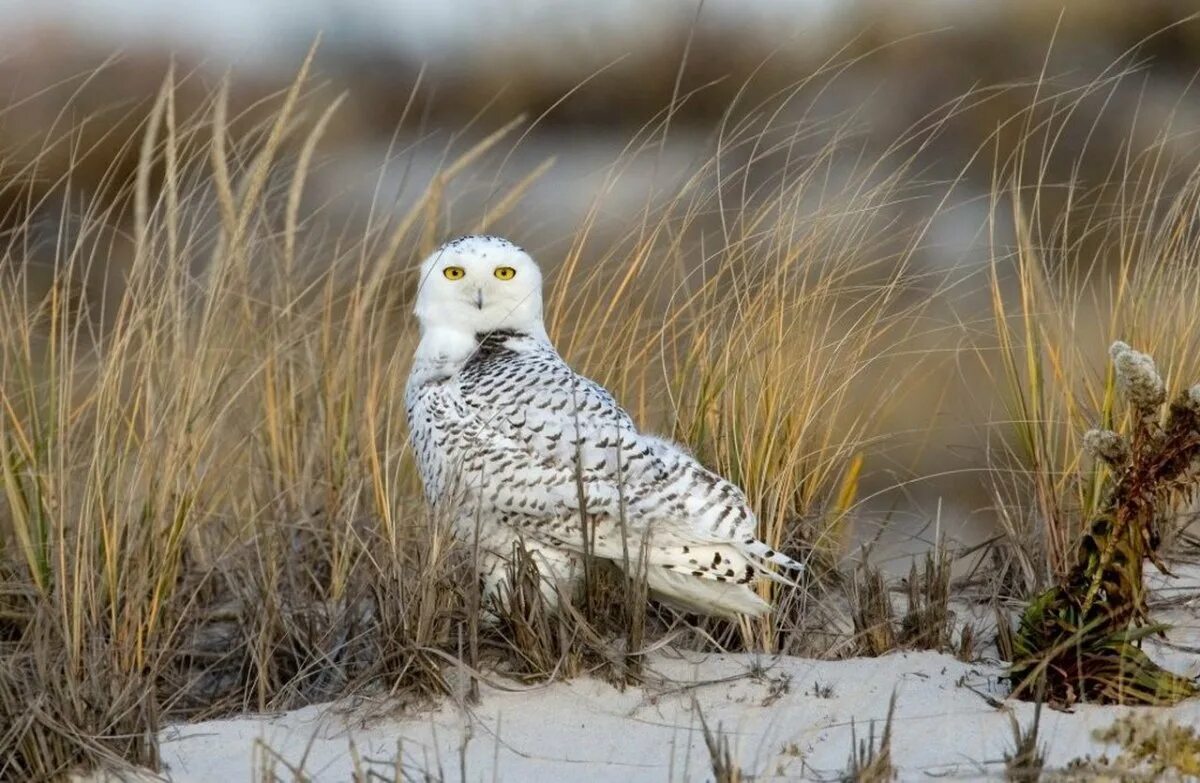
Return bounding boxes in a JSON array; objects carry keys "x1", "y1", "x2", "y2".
[
  {"x1": 408, "y1": 375, "x2": 625, "y2": 515},
  {"x1": 414, "y1": 361, "x2": 802, "y2": 610},
  {"x1": 463, "y1": 352, "x2": 641, "y2": 471},
  {"x1": 457, "y1": 353, "x2": 765, "y2": 546}
]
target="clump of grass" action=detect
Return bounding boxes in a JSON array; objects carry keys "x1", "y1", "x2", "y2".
[
  {"x1": 849, "y1": 545, "x2": 955, "y2": 657},
  {"x1": 956, "y1": 622, "x2": 978, "y2": 662},
  {"x1": 1009, "y1": 343, "x2": 1200, "y2": 706},
  {"x1": 494, "y1": 542, "x2": 575, "y2": 678},
  {"x1": 850, "y1": 565, "x2": 898, "y2": 656},
  {"x1": 696, "y1": 701, "x2": 747, "y2": 783},
  {"x1": 899, "y1": 547, "x2": 954, "y2": 652},
  {"x1": 489, "y1": 542, "x2": 644, "y2": 685},
  {"x1": 1004, "y1": 698, "x2": 1046, "y2": 783},
  {"x1": 842, "y1": 690, "x2": 897, "y2": 782}
]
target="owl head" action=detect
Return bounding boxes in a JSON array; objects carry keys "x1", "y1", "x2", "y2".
[{"x1": 413, "y1": 235, "x2": 546, "y2": 338}]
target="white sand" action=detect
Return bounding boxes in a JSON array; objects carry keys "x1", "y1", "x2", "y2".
[{"x1": 150, "y1": 649, "x2": 1200, "y2": 782}]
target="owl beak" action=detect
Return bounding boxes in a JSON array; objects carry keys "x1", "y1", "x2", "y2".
[{"x1": 473, "y1": 289, "x2": 484, "y2": 310}]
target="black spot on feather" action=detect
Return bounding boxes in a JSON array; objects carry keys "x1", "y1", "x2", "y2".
[{"x1": 467, "y1": 329, "x2": 528, "y2": 367}]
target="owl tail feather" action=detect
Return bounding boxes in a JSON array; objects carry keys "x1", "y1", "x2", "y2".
[
  {"x1": 741, "y1": 538, "x2": 806, "y2": 577},
  {"x1": 643, "y1": 566, "x2": 771, "y2": 618},
  {"x1": 555, "y1": 533, "x2": 793, "y2": 618}
]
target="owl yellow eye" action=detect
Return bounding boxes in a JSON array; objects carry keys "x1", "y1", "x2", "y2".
[
  {"x1": 493, "y1": 266, "x2": 516, "y2": 280},
  {"x1": 442, "y1": 266, "x2": 465, "y2": 280}
]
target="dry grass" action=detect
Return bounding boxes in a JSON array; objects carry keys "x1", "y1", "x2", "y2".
[
  {"x1": 848, "y1": 543, "x2": 956, "y2": 658},
  {"x1": 849, "y1": 565, "x2": 897, "y2": 657},
  {"x1": 841, "y1": 690, "x2": 897, "y2": 783},
  {"x1": 2, "y1": 41, "x2": 1200, "y2": 779},
  {"x1": 697, "y1": 701, "x2": 747, "y2": 783},
  {"x1": 1004, "y1": 702, "x2": 1046, "y2": 783},
  {"x1": 983, "y1": 95, "x2": 1200, "y2": 594}
]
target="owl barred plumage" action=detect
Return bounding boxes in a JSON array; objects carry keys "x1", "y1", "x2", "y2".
[{"x1": 405, "y1": 235, "x2": 803, "y2": 617}]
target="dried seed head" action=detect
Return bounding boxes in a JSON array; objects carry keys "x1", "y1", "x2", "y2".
[
  {"x1": 1187, "y1": 384, "x2": 1200, "y2": 414},
  {"x1": 1083, "y1": 428, "x2": 1130, "y2": 466},
  {"x1": 1110, "y1": 342, "x2": 1165, "y2": 414},
  {"x1": 1109, "y1": 340, "x2": 1132, "y2": 361}
]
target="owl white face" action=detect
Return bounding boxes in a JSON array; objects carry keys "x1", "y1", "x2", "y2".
[{"x1": 413, "y1": 235, "x2": 546, "y2": 338}]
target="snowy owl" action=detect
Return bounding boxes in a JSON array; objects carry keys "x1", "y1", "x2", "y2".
[{"x1": 405, "y1": 235, "x2": 802, "y2": 617}]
